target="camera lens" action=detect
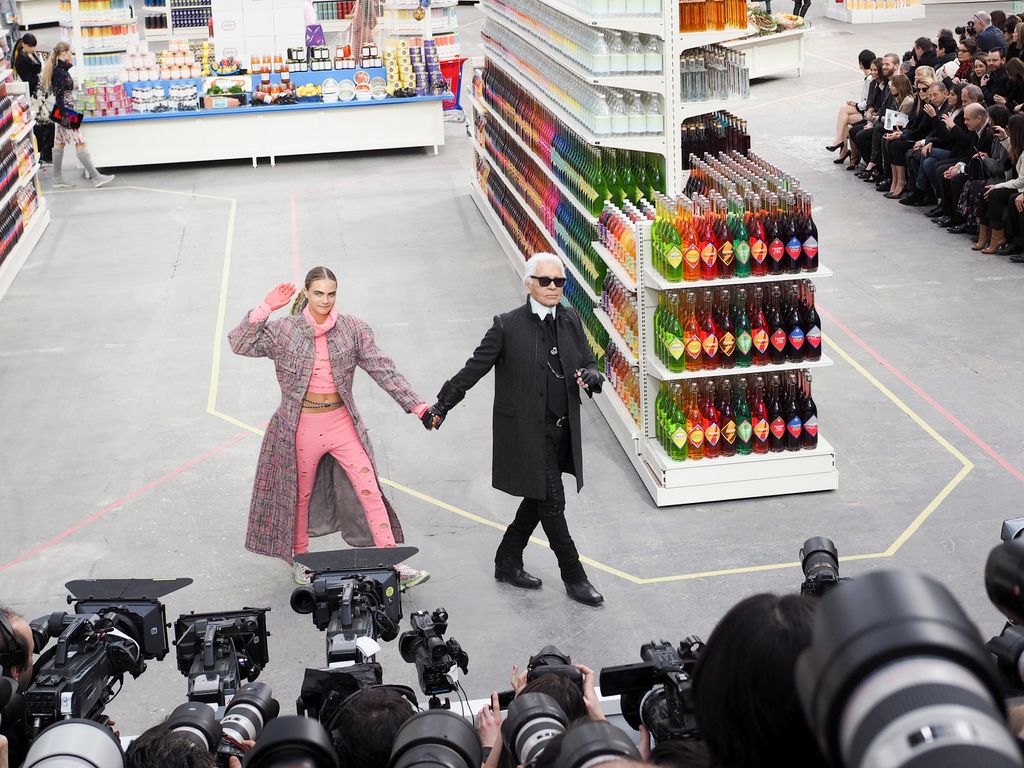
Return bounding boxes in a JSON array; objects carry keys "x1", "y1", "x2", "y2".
[
  {"x1": 797, "y1": 570, "x2": 1020, "y2": 768},
  {"x1": 501, "y1": 692, "x2": 568, "y2": 767},
  {"x1": 389, "y1": 709, "x2": 482, "y2": 768},
  {"x1": 23, "y1": 719, "x2": 124, "y2": 768},
  {"x1": 166, "y1": 701, "x2": 221, "y2": 750},
  {"x1": 987, "y1": 624, "x2": 1024, "y2": 689},
  {"x1": 986, "y1": 540, "x2": 1024, "y2": 625},
  {"x1": 800, "y1": 537, "x2": 839, "y2": 582},
  {"x1": 554, "y1": 720, "x2": 640, "y2": 768},
  {"x1": 290, "y1": 586, "x2": 317, "y2": 615},
  {"x1": 244, "y1": 716, "x2": 338, "y2": 768},
  {"x1": 222, "y1": 681, "x2": 279, "y2": 744}
]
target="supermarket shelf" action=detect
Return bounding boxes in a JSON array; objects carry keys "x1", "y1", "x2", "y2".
[
  {"x1": 144, "y1": 29, "x2": 171, "y2": 39},
  {"x1": 531, "y1": 0, "x2": 663, "y2": 35},
  {"x1": 592, "y1": 240, "x2": 636, "y2": 291},
  {"x1": 469, "y1": 176, "x2": 529, "y2": 281},
  {"x1": 640, "y1": 434, "x2": 838, "y2": 501},
  {"x1": 82, "y1": 44, "x2": 129, "y2": 53},
  {"x1": 647, "y1": 352, "x2": 833, "y2": 382},
  {"x1": 170, "y1": 26, "x2": 210, "y2": 36},
  {"x1": 481, "y1": 5, "x2": 664, "y2": 91},
  {"x1": 677, "y1": 26, "x2": 756, "y2": 48},
  {"x1": 674, "y1": 95, "x2": 754, "y2": 122},
  {"x1": 483, "y1": 39, "x2": 667, "y2": 154},
  {"x1": 318, "y1": 18, "x2": 353, "y2": 30},
  {"x1": 0, "y1": 202, "x2": 50, "y2": 304},
  {"x1": 593, "y1": 386, "x2": 640, "y2": 451},
  {"x1": 11, "y1": 120, "x2": 33, "y2": 145},
  {"x1": 594, "y1": 307, "x2": 638, "y2": 367},
  {"x1": 60, "y1": 16, "x2": 132, "y2": 25},
  {"x1": 470, "y1": 94, "x2": 595, "y2": 223},
  {"x1": 0, "y1": 162, "x2": 40, "y2": 212},
  {"x1": 643, "y1": 264, "x2": 833, "y2": 291}
]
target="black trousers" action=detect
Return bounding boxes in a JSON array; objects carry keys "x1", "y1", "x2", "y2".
[
  {"x1": 494, "y1": 421, "x2": 586, "y2": 583},
  {"x1": 34, "y1": 122, "x2": 54, "y2": 163},
  {"x1": 978, "y1": 187, "x2": 1017, "y2": 228},
  {"x1": 928, "y1": 158, "x2": 960, "y2": 200},
  {"x1": 888, "y1": 137, "x2": 914, "y2": 167},
  {"x1": 852, "y1": 123, "x2": 874, "y2": 164},
  {"x1": 941, "y1": 171, "x2": 968, "y2": 217}
]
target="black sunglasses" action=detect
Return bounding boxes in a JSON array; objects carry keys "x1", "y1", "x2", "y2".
[
  {"x1": 531, "y1": 276, "x2": 566, "y2": 287},
  {"x1": 916, "y1": 86, "x2": 929, "y2": 92}
]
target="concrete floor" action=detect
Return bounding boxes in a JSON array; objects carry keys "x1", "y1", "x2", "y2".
[{"x1": 2, "y1": 1, "x2": 1023, "y2": 734}]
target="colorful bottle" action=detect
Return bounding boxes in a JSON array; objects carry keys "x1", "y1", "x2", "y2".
[
  {"x1": 751, "y1": 286, "x2": 770, "y2": 366},
  {"x1": 767, "y1": 375, "x2": 785, "y2": 453},
  {"x1": 767, "y1": 285, "x2": 787, "y2": 365},
  {"x1": 719, "y1": 379, "x2": 737, "y2": 457},
  {"x1": 800, "y1": 192, "x2": 818, "y2": 272},
  {"x1": 786, "y1": 284, "x2": 805, "y2": 363},
  {"x1": 733, "y1": 287, "x2": 752, "y2": 368},
  {"x1": 803, "y1": 282, "x2": 822, "y2": 362},
  {"x1": 702, "y1": 380, "x2": 721, "y2": 459},
  {"x1": 732, "y1": 194, "x2": 751, "y2": 278},
  {"x1": 751, "y1": 376, "x2": 770, "y2": 454},
  {"x1": 784, "y1": 374, "x2": 803, "y2": 451},
  {"x1": 685, "y1": 382, "x2": 704, "y2": 460},
  {"x1": 699, "y1": 289, "x2": 719, "y2": 370},
  {"x1": 735, "y1": 378, "x2": 753, "y2": 455},
  {"x1": 717, "y1": 288, "x2": 735, "y2": 369},
  {"x1": 682, "y1": 291, "x2": 702, "y2": 372},
  {"x1": 801, "y1": 372, "x2": 819, "y2": 450}
]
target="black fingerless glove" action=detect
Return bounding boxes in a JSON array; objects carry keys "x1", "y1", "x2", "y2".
[
  {"x1": 421, "y1": 405, "x2": 446, "y2": 430},
  {"x1": 576, "y1": 367, "x2": 604, "y2": 394}
]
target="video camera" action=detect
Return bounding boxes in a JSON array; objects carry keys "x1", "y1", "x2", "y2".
[
  {"x1": 173, "y1": 607, "x2": 271, "y2": 705},
  {"x1": 398, "y1": 608, "x2": 469, "y2": 704},
  {"x1": 599, "y1": 637, "x2": 704, "y2": 743},
  {"x1": 21, "y1": 578, "x2": 190, "y2": 738}
]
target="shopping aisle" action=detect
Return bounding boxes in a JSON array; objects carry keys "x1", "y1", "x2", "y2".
[{"x1": 1, "y1": 3, "x2": 1022, "y2": 732}]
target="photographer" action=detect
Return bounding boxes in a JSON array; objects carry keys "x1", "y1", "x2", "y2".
[
  {"x1": 125, "y1": 723, "x2": 252, "y2": 768},
  {"x1": 0, "y1": 606, "x2": 35, "y2": 691},
  {"x1": 691, "y1": 594, "x2": 823, "y2": 768},
  {"x1": 331, "y1": 687, "x2": 415, "y2": 768},
  {"x1": 974, "y1": 12, "x2": 1006, "y2": 53}
]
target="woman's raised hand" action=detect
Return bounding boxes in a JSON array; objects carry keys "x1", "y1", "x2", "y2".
[{"x1": 264, "y1": 282, "x2": 296, "y2": 310}]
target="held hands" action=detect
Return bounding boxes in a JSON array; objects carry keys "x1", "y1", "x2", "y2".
[
  {"x1": 264, "y1": 282, "x2": 297, "y2": 311},
  {"x1": 421, "y1": 405, "x2": 446, "y2": 431}
]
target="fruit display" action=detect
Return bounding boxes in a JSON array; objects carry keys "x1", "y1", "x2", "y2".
[
  {"x1": 211, "y1": 56, "x2": 243, "y2": 75},
  {"x1": 295, "y1": 83, "x2": 323, "y2": 101},
  {"x1": 747, "y1": 5, "x2": 805, "y2": 34}
]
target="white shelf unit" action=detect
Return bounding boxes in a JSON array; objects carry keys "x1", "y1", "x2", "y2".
[
  {"x1": 470, "y1": 0, "x2": 838, "y2": 505},
  {"x1": 62, "y1": 0, "x2": 139, "y2": 74}
]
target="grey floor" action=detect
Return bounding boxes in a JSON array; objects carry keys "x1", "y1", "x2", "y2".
[{"x1": 2, "y1": 2, "x2": 1023, "y2": 734}]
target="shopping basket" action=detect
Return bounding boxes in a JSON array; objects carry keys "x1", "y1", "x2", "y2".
[{"x1": 440, "y1": 56, "x2": 468, "y2": 117}]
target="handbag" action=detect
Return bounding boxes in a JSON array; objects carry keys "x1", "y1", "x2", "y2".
[
  {"x1": 50, "y1": 103, "x2": 83, "y2": 130},
  {"x1": 967, "y1": 155, "x2": 987, "y2": 181}
]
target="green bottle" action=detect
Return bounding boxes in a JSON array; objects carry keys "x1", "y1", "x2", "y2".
[
  {"x1": 667, "y1": 382, "x2": 688, "y2": 461},
  {"x1": 732, "y1": 194, "x2": 751, "y2": 278},
  {"x1": 616, "y1": 149, "x2": 634, "y2": 206},
  {"x1": 601, "y1": 148, "x2": 620, "y2": 209},
  {"x1": 735, "y1": 379, "x2": 753, "y2": 455},
  {"x1": 592, "y1": 148, "x2": 609, "y2": 216},
  {"x1": 734, "y1": 288, "x2": 752, "y2": 368},
  {"x1": 666, "y1": 292, "x2": 687, "y2": 373},
  {"x1": 655, "y1": 381, "x2": 668, "y2": 449},
  {"x1": 631, "y1": 150, "x2": 646, "y2": 202},
  {"x1": 649, "y1": 153, "x2": 666, "y2": 198}
]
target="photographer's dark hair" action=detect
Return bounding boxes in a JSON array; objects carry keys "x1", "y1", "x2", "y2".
[
  {"x1": 857, "y1": 49, "x2": 876, "y2": 70},
  {"x1": 992, "y1": 8, "x2": 1007, "y2": 30},
  {"x1": 650, "y1": 738, "x2": 712, "y2": 768},
  {"x1": 331, "y1": 687, "x2": 415, "y2": 768},
  {"x1": 915, "y1": 36, "x2": 935, "y2": 52},
  {"x1": 520, "y1": 675, "x2": 587, "y2": 723},
  {"x1": 291, "y1": 265, "x2": 338, "y2": 315},
  {"x1": 692, "y1": 594, "x2": 823, "y2": 768},
  {"x1": 989, "y1": 102, "x2": 1012, "y2": 128},
  {"x1": 938, "y1": 34, "x2": 957, "y2": 54},
  {"x1": 125, "y1": 723, "x2": 217, "y2": 768}
]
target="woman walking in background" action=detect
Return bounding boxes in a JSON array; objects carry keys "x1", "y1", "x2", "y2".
[
  {"x1": 229, "y1": 266, "x2": 432, "y2": 587},
  {"x1": 40, "y1": 42, "x2": 113, "y2": 188},
  {"x1": 12, "y1": 34, "x2": 53, "y2": 165}
]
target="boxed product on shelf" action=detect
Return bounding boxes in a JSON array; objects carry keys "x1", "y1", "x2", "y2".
[
  {"x1": 203, "y1": 74, "x2": 249, "y2": 108},
  {"x1": 75, "y1": 83, "x2": 130, "y2": 116}
]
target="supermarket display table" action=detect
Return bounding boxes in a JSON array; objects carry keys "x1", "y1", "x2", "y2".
[
  {"x1": 723, "y1": 27, "x2": 805, "y2": 79},
  {"x1": 84, "y1": 94, "x2": 447, "y2": 167}
]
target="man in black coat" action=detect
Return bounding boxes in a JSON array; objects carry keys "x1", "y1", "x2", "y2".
[{"x1": 425, "y1": 253, "x2": 606, "y2": 606}]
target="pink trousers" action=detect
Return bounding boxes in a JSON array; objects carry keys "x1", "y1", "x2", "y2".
[{"x1": 294, "y1": 406, "x2": 396, "y2": 554}]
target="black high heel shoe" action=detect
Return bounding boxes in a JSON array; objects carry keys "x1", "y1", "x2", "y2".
[
  {"x1": 826, "y1": 143, "x2": 843, "y2": 152},
  {"x1": 833, "y1": 150, "x2": 850, "y2": 165}
]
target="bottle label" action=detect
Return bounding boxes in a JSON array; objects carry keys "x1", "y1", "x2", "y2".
[
  {"x1": 685, "y1": 334, "x2": 702, "y2": 360},
  {"x1": 737, "y1": 419, "x2": 753, "y2": 442},
  {"x1": 722, "y1": 420, "x2": 737, "y2": 444},
  {"x1": 702, "y1": 333, "x2": 719, "y2": 359},
  {"x1": 705, "y1": 422, "x2": 720, "y2": 446},
  {"x1": 671, "y1": 426, "x2": 687, "y2": 449},
  {"x1": 684, "y1": 245, "x2": 700, "y2": 269},
  {"x1": 720, "y1": 241, "x2": 734, "y2": 265},
  {"x1": 668, "y1": 336, "x2": 685, "y2": 360},
  {"x1": 751, "y1": 240, "x2": 767, "y2": 264},
  {"x1": 806, "y1": 326, "x2": 822, "y2": 349},
  {"x1": 666, "y1": 245, "x2": 683, "y2": 270},
  {"x1": 789, "y1": 327, "x2": 805, "y2": 350},
  {"x1": 737, "y1": 330, "x2": 752, "y2": 354},
  {"x1": 700, "y1": 243, "x2": 717, "y2": 268},
  {"x1": 770, "y1": 416, "x2": 786, "y2": 439},
  {"x1": 769, "y1": 239, "x2": 784, "y2": 263},
  {"x1": 785, "y1": 236, "x2": 802, "y2": 260},
  {"x1": 787, "y1": 415, "x2": 803, "y2": 438},
  {"x1": 687, "y1": 423, "x2": 704, "y2": 448},
  {"x1": 753, "y1": 328, "x2": 769, "y2": 354},
  {"x1": 804, "y1": 415, "x2": 818, "y2": 438},
  {"x1": 753, "y1": 418, "x2": 770, "y2": 443},
  {"x1": 803, "y1": 236, "x2": 818, "y2": 258},
  {"x1": 720, "y1": 331, "x2": 736, "y2": 356},
  {"x1": 771, "y1": 328, "x2": 787, "y2": 352},
  {"x1": 734, "y1": 240, "x2": 750, "y2": 265}
]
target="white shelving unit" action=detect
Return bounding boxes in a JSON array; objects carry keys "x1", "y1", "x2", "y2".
[
  {"x1": 469, "y1": 0, "x2": 838, "y2": 505},
  {"x1": 62, "y1": 0, "x2": 139, "y2": 76}
]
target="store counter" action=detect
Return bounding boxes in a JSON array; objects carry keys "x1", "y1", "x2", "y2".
[
  {"x1": 84, "y1": 94, "x2": 447, "y2": 167},
  {"x1": 723, "y1": 27, "x2": 805, "y2": 79}
]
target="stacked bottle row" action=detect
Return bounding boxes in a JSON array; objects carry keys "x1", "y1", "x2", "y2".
[
  {"x1": 680, "y1": 45, "x2": 749, "y2": 102},
  {"x1": 680, "y1": 112, "x2": 750, "y2": 168},
  {"x1": 489, "y1": 0, "x2": 663, "y2": 76},
  {"x1": 482, "y1": 22, "x2": 666, "y2": 138},
  {"x1": 597, "y1": 200, "x2": 650, "y2": 284},
  {"x1": 0, "y1": 197, "x2": 26, "y2": 270},
  {"x1": 564, "y1": 272, "x2": 610, "y2": 363},
  {"x1": 678, "y1": 0, "x2": 748, "y2": 32},
  {"x1": 652, "y1": 281, "x2": 821, "y2": 372},
  {"x1": 0, "y1": 98, "x2": 13, "y2": 141},
  {"x1": 475, "y1": 109, "x2": 608, "y2": 295},
  {"x1": 655, "y1": 371, "x2": 818, "y2": 462},
  {"x1": 475, "y1": 155, "x2": 551, "y2": 264},
  {"x1": 17, "y1": 184, "x2": 39, "y2": 225},
  {"x1": 606, "y1": 341, "x2": 642, "y2": 426},
  {"x1": 601, "y1": 272, "x2": 639, "y2": 358},
  {"x1": 562, "y1": 0, "x2": 661, "y2": 17},
  {"x1": 479, "y1": 66, "x2": 666, "y2": 219}
]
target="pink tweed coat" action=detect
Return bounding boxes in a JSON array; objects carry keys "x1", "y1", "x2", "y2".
[{"x1": 229, "y1": 308, "x2": 423, "y2": 564}]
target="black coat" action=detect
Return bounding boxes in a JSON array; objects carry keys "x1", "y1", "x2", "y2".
[{"x1": 441, "y1": 300, "x2": 602, "y2": 499}]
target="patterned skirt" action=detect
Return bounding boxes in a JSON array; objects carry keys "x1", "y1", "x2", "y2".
[
  {"x1": 55, "y1": 122, "x2": 83, "y2": 146},
  {"x1": 958, "y1": 180, "x2": 987, "y2": 229}
]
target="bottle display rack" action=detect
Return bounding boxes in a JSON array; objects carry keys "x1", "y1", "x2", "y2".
[{"x1": 469, "y1": 0, "x2": 837, "y2": 505}]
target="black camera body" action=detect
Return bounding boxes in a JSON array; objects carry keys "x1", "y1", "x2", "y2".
[
  {"x1": 527, "y1": 646, "x2": 583, "y2": 686},
  {"x1": 398, "y1": 609, "x2": 469, "y2": 698},
  {"x1": 174, "y1": 607, "x2": 271, "y2": 705},
  {"x1": 599, "y1": 638, "x2": 704, "y2": 743},
  {"x1": 800, "y1": 537, "x2": 848, "y2": 598},
  {"x1": 955, "y1": 20, "x2": 976, "y2": 36}
]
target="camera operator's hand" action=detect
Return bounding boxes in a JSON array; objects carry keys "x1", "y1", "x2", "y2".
[
  {"x1": 476, "y1": 692, "x2": 502, "y2": 749},
  {"x1": 510, "y1": 664, "x2": 528, "y2": 695},
  {"x1": 227, "y1": 740, "x2": 256, "y2": 768},
  {"x1": 573, "y1": 664, "x2": 606, "y2": 722},
  {"x1": 638, "y1": 725, "x2": 653, "y2": 762}
]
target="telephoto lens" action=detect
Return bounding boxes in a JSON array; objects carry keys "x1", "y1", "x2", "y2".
[
  {"x1": 243, "y1": 716, "x2": 338, "y2": 768},
  {"x1": 222, "y1": 681, "x2": 280, "y2": 746},
  {"x1": 388, "y1": 709, "x2": 482, "y2": 768},
  {"x1": 986, "y1": 539, "x2": 1024, "y2": 625},
  {"x1": 501, "y1": 692, "x2": 569, "y2": 767},
  {"x1": 23, "y1": 719, "x2": 124, "y2": 768},
  {"x1": 796, "y1": 570, "x2": 1022, "y2": 768},
  {"x1": 554, "y1": 720, "x2": 641, "y2": 768},
  {"x1": 166, "y1": 701, "x2": 222, "y2": 750}
]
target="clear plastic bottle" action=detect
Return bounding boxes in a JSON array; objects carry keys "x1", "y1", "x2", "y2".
[
  {"x1": 591, "y1": 29, "x2": 610, "y2": 74},
  {"x1": 593, "y1": 91, "x2": 612, "y2": 135},
  {"x1": 643, "y1": 35, "x2": 662, "y2": 73},
  {"x1": 625, "y1": 33, "x2": 645, "y2": 74},
  {"x1": 607, "y1": 0, "x2": 626, "y2": 15},
  {"x1": 627, "y1": 91, "x2": 647, "y2": 134},
  {"x1": 608, "y1": 90, "x2": 629, "y2": 134},
  {"x1": 607, "y1": 31, "x2": 627, "y2": 73},
  {"x1": 643, "y1": 92, "x2": 664, "y2": 135}
]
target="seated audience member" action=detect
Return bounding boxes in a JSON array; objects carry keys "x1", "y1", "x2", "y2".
[
  {"x1": 909, "y1": 37, "x2": 939, "y2": 80},
  {"x1": 975, "y1": 11, "x2": 1007, "y2": 53},
  {"x1": 904, "y1": 81, "x2": 963, "y2": 205},
  {"x1": 931, "y1": 101, "x2": 995, "y2": 224},
  {"x1": 992, "y1": 9, "x2": 1008, "y2": 34},
  {"x1": 827, "y1": 49, "x2": 877, "y2": 158},
  {"x1": 849, "y1": 57, "x2": 888, "y2": 170},
  {"x1": 1000, "y1": 57, "x2": 1024, "y2": 112},
  {"x1": 883, "y1": 72, "x2": 936, "y2": 197},
  {"x1": 332, "y1": 687, "x2": 416, "y2": 768},
  {"x1": 1008, "y1": 22, "x2": 1024, "y2": 60},
  {"x1": 692, "y1": 594, "x2": 824, "y2": 768},
  {"x1": 944, "y1": 103, "x2": 1011, "y2": 233},
  {"x1": 971, "y1": 53, "x2": 990, "y2": 86},
  {"x1": 873, "y1": 73, "x2": 916, "y2": 191},
  {"x1": 936, "y1": 34, "x2": 959, "y2": 80},
  {"x1": 951, "y1": 39, "x2": 977, "y2": 83},
  {"x1": 974, "y1": 113, "x2": 1024, "y2": 253},
  {"x1": 900, "y1": 81, "x2": 950, "y2": 205},
  {"x1": 982, "y1": 47, "x2": 1010, "y2": 105}
]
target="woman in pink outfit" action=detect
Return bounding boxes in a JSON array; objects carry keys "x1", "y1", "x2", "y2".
[{"x1": 229, "y1": 266, "x2": 431, "y2": 586}]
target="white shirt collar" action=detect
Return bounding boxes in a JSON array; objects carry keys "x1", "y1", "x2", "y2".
[{"x1": 529, "y1": 296, "x2": 557, "y2": 319}]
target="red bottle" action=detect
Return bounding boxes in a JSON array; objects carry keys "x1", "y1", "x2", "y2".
[
  {"x1": 699, "y1": 208, "x2": 718, "y2": 281},
  {"x1": 751, "y1": 286, "x2": 770, "y2": 366},
  {"x1": 749, "y1": 194, "x2": 768, "y2": 277},
  {"x1": 751, "y1": 377, "x2": 770, "y2": 454},
  {"x1": 702, "y1": 380, "x2": 721, "y2": 459},
  {"x1": 699, "y1": 290, "x2": 719, "y2": 370}
]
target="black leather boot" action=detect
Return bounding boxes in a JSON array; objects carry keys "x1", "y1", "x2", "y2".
[
  {"x1": 564, "y1": 579, "x2": 604, "y2": 606},
  {"x1": 494, "y1": 560, "x2": 542, "y2": 589}
]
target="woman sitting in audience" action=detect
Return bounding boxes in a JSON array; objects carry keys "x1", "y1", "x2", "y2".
[
  {"x1": 850, "y1": 57, "x2": 889, "y2": 172},
  {"x1": 974, "y1": 113, "x2": 1024, "y2": 253},
  {"x1": 855, "y1": 62, "x2": 900, "y2": 181},
  {"x1": 955, "y1": 104, "x2": 1012, "y2": 235},
  {"x1": 999, "y1": 58, "x2": 1024, "y2": 113},
  {"x1": 827, "y1": 49, "x2": 878, "y2": 158},
  {"x1": 883, "y1": 72, "x2": 935, "y2": 198},
  {"x1": 970, "y1": 55, "x2": 989, "y2": 87},
  {"x1": 951, "y1": 40, "x2": 977, "y2": 83}
]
